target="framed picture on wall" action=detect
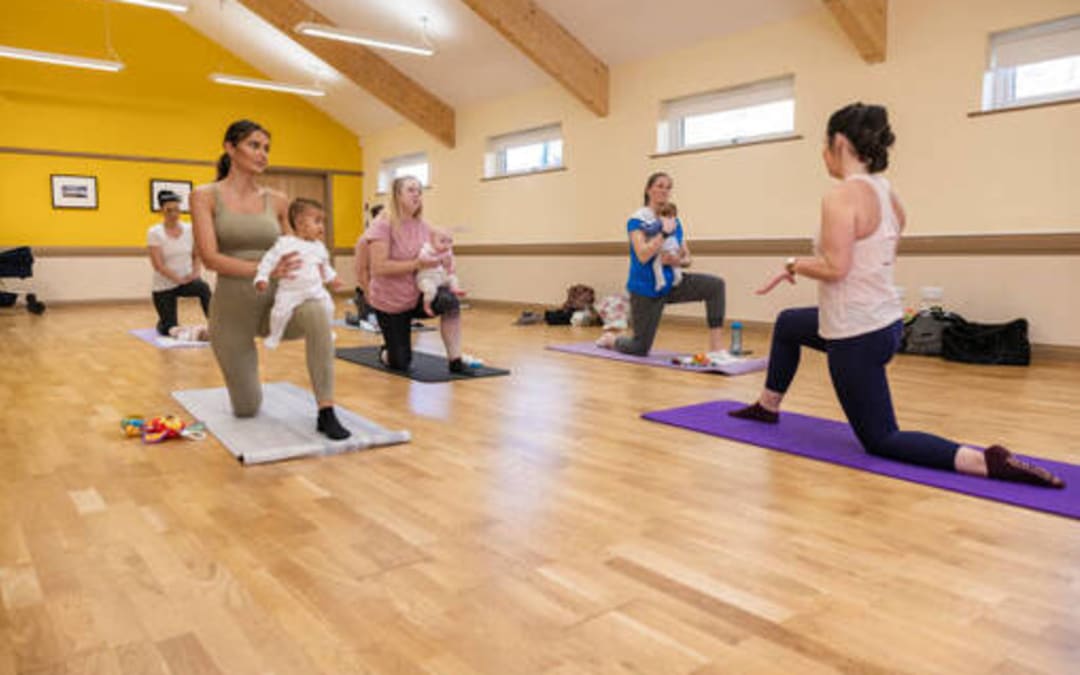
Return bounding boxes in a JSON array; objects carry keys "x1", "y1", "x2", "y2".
[
  {"x1": 50, "y1": 174, "x2": 98, "y2": 209},
  {"x1": 150, "y1": 179, "x2": 194, "y2": 213}
]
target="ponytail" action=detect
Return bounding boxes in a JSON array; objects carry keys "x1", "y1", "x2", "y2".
[{"x1": 216, "y1": 153, "x2": 231, "y2": 181}]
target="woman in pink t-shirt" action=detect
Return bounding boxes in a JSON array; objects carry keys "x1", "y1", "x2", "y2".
[{"x1": 367, "y1": 176, "x2": 472, "y2": 375}]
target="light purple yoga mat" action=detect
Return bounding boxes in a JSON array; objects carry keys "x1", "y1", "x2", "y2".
[
  {"x1": 642, "y1": 400, "x2": 1079, "y2": 519},
  {"x1": 130, "y1": 327, "x2": 208, "y2": 349},
  {"x1": 547, "y1": 341, "x2": 768, "y2": 375}
]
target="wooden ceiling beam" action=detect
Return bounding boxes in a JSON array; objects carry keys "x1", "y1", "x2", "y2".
[
  {"x1": 236, "y1": 0, "x2": 456, "y2": 147},
  {"x1": 459, "y1": 0, "x2": 609, "y2": 116},
  {"x1": 823, "y1": 0, "x2": 888, "y2": 64}
]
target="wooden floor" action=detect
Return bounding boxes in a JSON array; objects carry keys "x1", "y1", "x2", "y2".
[{"x1": 1, "y1": 301, "x2": 1077, "y2": 675}]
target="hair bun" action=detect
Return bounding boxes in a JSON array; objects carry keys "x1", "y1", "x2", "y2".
[{"x1": 827, "y1": 102, "x2": 894, "y2": 172}]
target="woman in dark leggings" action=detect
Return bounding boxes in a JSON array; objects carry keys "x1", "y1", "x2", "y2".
[
  {"x1": 732, "y1": 102, "x2": 1063, "y2": 488},
  {"x1": 367, "y1": 176, "x2": 472, "y2": 375},
  {"x1": 596, "y1": 172, "x2": 726, "y2": 355}
]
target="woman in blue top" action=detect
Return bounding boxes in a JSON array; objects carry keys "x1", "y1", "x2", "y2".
[{"x1": 597, "y1": 172, "x2": 726, "y2": 355}]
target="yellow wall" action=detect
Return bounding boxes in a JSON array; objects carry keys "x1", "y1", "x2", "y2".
[
  {"x1": 362, "y1": 0, "x2": 1079, "y2": 242},
  {"x1": 0, "y1": 0, "x2": 363, "y2": 248}
]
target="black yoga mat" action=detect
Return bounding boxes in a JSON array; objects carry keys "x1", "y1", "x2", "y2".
[{"x1": 335, "y1": 346, "x2": 509, "y2": 383}]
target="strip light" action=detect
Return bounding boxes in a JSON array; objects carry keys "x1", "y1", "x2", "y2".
[
  {"x1": 295, "y1": 22, "x2": 434, "y2": 56},
  {"x1": 0, "y1": 45, "x2": 124, "y2": 72},
  {"x1": 209, "y1": 73, "x2": 325, "y2": 97},
  {"x1": 114, "y1": 0, "x2": 191, "y2": 12}
]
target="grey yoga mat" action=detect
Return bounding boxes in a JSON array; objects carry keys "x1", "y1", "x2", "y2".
[{"x1": 172, "y1": 381, "x2": 410, "y2": 465}]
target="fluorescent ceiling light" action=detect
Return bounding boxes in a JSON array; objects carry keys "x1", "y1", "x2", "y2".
[
  {"x1": 295, "y1": 22, "x2": 434, "y2": 56},
  {"x1": 209, "y1": 73, "x2": 325, "y2": 97},
  {"x1": 114, "y1": 0, "x2": 191, "y2": 12},
  {"x1": 0, "y1": 44, "x2": 124, "y2": 72}
]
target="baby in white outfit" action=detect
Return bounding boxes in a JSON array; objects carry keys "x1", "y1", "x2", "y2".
[
  {"x1": 652, "y1": 202, "x2": 683, "y2": 292},
  {"x1": 416, "y1": 228, "x2": 464, "y2": 316},
  {"x1": 255, "y1": 198, "x2": 342, "y2": 349}
]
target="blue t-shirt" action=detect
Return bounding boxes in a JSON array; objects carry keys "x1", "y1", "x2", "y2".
[{"x1": 625, "y1": 208, "x2": 684, "y2": 298}]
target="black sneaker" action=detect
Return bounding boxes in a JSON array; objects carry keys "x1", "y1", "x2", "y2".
[{"x1": 448, "y1": 358, "x2": 478, "y2": 377}]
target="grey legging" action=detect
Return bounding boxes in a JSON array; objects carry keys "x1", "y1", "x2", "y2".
[
  {"x1": 209, "y1": 275, "x2": 334, "y2": 417},
  {"x1": 615, "y1": 272, "x2": 726, "y2": 356}
]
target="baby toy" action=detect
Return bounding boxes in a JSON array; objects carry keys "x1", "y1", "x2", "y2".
[
  {"x1": 671, "y1": 350, "x2": 741, "y2": 368},
  {"x1": 121, "y1": 416, "x2": 144, "y2": 437},
  {"x1": 121, "y1": 416, "x2": 206, "y2": 443}
]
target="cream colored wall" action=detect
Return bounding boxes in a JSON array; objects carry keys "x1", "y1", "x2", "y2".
[
  {"x1": 361, "y1": 0, "x2": 1080, "y2": 345},
  {"x1": 458, "y1": 253, "x2": 1080, "y2": 346},
  {"x1": 364, "y1": 0, "x2": 1079, "y2": 240}
]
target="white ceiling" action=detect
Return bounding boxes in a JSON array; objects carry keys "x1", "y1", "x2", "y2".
[{"x1": 178, "y1": 0, "x2": 819, "y2": 141}]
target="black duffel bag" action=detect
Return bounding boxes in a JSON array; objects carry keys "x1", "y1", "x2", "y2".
[{"x1": 942, "y1": 317, "x2": 1030, "y2": 366}]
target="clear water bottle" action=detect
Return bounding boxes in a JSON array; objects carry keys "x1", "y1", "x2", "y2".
[{"x1": 730, "y1": 321, "x2": 743, "y2": 355}]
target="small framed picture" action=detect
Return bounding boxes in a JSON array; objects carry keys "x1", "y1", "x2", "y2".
[
  {"x1": 150, "y1": 179, "x2": 194, "y2": 213},
  {"x1": 51, "y1": 174, "x2": 98, "y2": 210}
]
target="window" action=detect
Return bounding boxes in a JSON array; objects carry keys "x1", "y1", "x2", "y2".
[
  {"x1": 377, "y1": 152, "x2": 429, "y2": 193},
  {"x1": 657, "y1": 75, "x2": 795, "y2": 153},
  {"x1": 982, "y1": 14, "x2": 1080, "y2": 111},
  {"x1": 484, "y1": 124, "x2": 563, "y2": 179}
]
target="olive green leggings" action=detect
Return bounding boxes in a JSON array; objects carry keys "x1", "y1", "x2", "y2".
[{"x1": 209, "y1": 276, "x2": 334, "y2": 417}]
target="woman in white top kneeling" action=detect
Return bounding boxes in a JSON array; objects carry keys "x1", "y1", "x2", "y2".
[
  {"x1": 147, "y1": 190, "x2": 212, "y2": 336},
  {"x1": 730, "y1": 102, "x2": 1063, "y2": 489}
]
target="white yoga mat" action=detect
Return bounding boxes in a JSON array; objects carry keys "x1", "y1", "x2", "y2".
[
  {"x1": 172, "y1": 381, "x2": 410, "y2": 465},
  {"x1": 130, "y1": 327, "x2": 209, "y2": 349}
]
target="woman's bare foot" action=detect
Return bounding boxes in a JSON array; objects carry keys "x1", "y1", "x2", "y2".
[{"x1": 595, "y1": 331, "x2": 618, "y2": 349}]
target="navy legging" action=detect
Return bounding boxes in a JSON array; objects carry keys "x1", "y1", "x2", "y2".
[{"x1": 766, "y1": 307, "x2": 959, "y2": 470}]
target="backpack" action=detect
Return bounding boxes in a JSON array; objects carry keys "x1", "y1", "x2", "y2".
[{"x1": 900, "y1": 307, "x2": 960, "y2": 356}]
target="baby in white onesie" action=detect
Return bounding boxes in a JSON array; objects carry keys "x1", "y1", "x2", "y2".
[
  {"x1": 416, "y1": 228, "x2": 464, "y2": 316},
  {"x1": 652, "y1": 202, "x2": 683, "y2": 292},
  {"x1": 255, "y1": 198, "x2": 342, "y2": 349}
]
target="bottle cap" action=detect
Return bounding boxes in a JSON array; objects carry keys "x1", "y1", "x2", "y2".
[{"x1": 732, "y1": 321, "x2": 742, "y2": 329}]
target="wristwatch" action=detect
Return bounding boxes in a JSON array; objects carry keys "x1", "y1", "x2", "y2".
[{"x1": 785, "y1": 257, "x2": 797, "y2": 275}]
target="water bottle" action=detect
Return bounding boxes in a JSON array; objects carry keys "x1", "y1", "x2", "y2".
[{"x1": 730, "y1": 321, "x2": 743, "y2": 356}]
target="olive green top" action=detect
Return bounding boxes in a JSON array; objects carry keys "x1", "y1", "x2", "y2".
[{"x1": 212, "y1": 183, "x2": 280, "y2": 264}]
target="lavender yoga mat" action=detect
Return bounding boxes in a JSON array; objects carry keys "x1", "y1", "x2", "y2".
[
  {"x1": 643, "y1": 400, "x2": 1079, "y2": 519},
  {"x1": 547, "y1": 341, "x2": 767, "y2": 376},
  {"x1": 130, "y1": 327, "x2": 208, "y2": 349}
]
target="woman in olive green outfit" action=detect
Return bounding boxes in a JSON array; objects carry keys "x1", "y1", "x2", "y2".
[{"x1": 191, "y1": 120, "x2": 349, "y2": 439}]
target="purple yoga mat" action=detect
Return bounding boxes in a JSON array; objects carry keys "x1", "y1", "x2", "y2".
[
  {"x1": 547, "y1": 342, "x2": 768, "y2": 375},
  {"x1": 643, "y1": 400, "x2": 1079, "y2": 520},
  {"x1": 130, "y1": 327, "x2": 208, "y2": 349}
]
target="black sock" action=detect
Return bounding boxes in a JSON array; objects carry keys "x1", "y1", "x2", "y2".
[
  {"x1": 728, "y1": 402, "x2": 779, "y2": 424},
  {"x1": 984, "y1": 445, "x2": 1064, "y2": 488},
  {"x1": 317, "y1": 406, "x2": 351, "y2": 440}
]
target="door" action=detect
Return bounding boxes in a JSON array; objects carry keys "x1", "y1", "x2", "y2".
[{"x1": 261, "y1": 170, "x2": 332, "y2": 247}]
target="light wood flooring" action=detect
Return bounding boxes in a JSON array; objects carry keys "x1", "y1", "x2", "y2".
[{"x1": 0, "y1": 300, "x2": 1077, "y2": 674}]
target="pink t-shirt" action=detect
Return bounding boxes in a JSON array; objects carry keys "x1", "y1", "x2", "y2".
[{"x1": 366, "y1": 216, "x2": 431, "y2": 313}]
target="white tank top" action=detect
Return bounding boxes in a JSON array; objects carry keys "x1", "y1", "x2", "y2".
[{"x1": 815, "y1": 174, "x2": 903, "y2": 340}]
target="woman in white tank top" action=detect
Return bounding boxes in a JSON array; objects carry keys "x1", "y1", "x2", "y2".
[{"x1": 729, "y1": 103, "x2": 1063, "y2": 489}]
